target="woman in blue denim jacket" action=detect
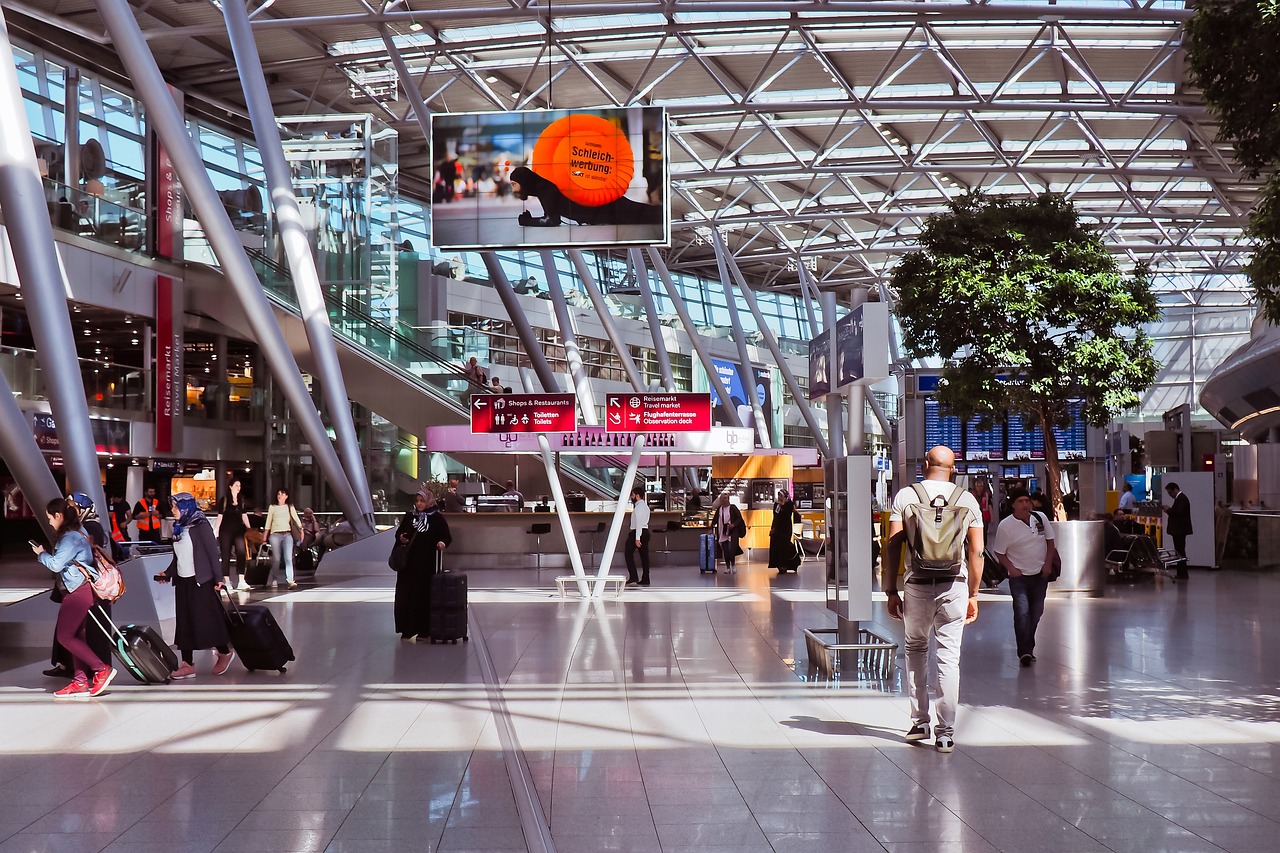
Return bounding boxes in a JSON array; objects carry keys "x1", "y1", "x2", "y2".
[{"x1": 31, "y1": 498, "x2": 117, "y2": 699}]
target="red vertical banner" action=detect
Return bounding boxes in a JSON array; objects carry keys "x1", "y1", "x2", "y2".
[
  {"x1": 155, "y1": 275, "x2": 183, "y2": 453},
  {"x1": 149, "y1": 86, "x2": 184, "y2": 261}
]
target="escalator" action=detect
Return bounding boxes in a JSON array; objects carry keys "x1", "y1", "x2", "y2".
[{"x1": 183, "y1": 250, "x2": 630, "y2": 499}]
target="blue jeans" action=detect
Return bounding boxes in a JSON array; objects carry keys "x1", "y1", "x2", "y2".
[
  {"x1": 268, "y1": 531, "x2": 295, "y2": 585},
  {"x1": 1007, "y1": 572, "x2": 1049, "y2": 658}
]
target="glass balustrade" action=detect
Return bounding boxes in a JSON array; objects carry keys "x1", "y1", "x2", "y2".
[{"x1": 42, "y1": 177, "x2": 148, "y2": 256}]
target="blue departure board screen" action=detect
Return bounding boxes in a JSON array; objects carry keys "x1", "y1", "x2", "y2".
[
  {"x1": 919, "y1": 373, "x2": 1087, "y2": 461},
  {"x1": 924, "y1": 398, "x2": 962, "y2": 452}
]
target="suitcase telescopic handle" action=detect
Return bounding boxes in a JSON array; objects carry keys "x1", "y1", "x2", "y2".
[{"x1": 218, "y1": 585, "x2": 245, "y2": 616}]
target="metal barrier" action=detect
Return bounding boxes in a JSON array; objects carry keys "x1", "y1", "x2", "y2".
[{"x1": 803, "y1": 627, "x2": 897, "y2": 680}]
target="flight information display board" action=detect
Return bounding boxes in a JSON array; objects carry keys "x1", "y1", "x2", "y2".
[{"x1": 921, "y1": 385, "x2": 1086, "y2": 461}]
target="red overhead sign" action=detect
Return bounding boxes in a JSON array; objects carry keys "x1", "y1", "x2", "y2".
[
  {"x1": 605, "y1": 393, "x2": 712, "y2": 433},
  {"x1": 470, "y1": 394, "x2": 578, "y2": 434}
]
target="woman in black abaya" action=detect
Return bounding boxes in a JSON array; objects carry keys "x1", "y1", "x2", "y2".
[{"x1": 393, "y1": 488, "x2": 452, "y2": 640}]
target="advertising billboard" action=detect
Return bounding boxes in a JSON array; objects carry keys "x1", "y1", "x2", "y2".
[
  {"x1": 430, "y1": 107, "x2": 668, "y2": 250},
  {"x1": 808, "y1": 328, "x2": 831, "y2": 400},
  {"x1": 709, "y1": 358, "x2": 773, "y2": 447}
]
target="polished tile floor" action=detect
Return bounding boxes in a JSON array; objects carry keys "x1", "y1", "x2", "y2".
[{"x1": 3, "y1": 553, "x2": 1280, "y2": 853}]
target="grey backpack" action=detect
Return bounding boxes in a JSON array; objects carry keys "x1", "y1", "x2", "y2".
[{"x1": 901, "y1": 483, "x2": 971, "y2": 578}]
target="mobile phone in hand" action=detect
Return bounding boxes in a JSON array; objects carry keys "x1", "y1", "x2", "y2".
[{"x1": 28, "y1": 539, "x2": 42, "y2": 549}]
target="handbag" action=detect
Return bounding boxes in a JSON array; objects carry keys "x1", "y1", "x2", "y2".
[
  {"x1": 75, "y1": 547, "x2": 126, "y2": 603},
  {"x1": 289, "y1": 518, "x2": 303, "y2": 545},
  {"x1": 1047, "y1": 551, "x2": 1063, "y2": 582},
  {"x1": 388, "y1": 530, "x2": 416, "y2": 572}
]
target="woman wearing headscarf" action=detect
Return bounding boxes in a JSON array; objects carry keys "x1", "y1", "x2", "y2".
[
  {"x1": 32, "y1": 498, "x2": 117, "y2": 699},
  {"x1": 768, "y1": 489, "x2": 803, "y2": 574},
  {"x1": 710, "y1": 494, "x2": 746, "y2": 575},
  {"x1": 393, "y1": 487, "x2": 452, "y2": 640},
  {"x1": 154, "y1": 493, "x2": 234, "y2": 678}
]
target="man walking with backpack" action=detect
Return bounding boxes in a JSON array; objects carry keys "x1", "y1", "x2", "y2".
[
  {"x1": 883, "y1": 445, "x2": 985, "y2": 753},
  {"x1": 993, "y1": 486, "x2": 1056, "y2": 667}
]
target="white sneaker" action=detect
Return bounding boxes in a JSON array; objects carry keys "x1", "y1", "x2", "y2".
[
  {"x1": 269, "y1": 581, "x2": 279, "y2": 589},
  {"x1": 235, "y1": 580, "x2": 251, "y2": 591}
]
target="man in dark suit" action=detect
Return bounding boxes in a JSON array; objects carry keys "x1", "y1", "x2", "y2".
[{"x1": 1163, "y1": 482, "x2": 1192, "y2": 579}]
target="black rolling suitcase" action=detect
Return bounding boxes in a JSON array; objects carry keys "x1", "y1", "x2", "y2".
[
  {"x1": 88, "y1": 609, "x2": 177, "y2": 684},
  {"x1": 427, "y1": 556, "x2": 468, "y2": 644},
  {"x1": 221, "y1": 590, "x2": 295, "y2": 672}
]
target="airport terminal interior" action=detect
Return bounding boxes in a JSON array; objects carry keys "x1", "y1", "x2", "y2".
[{"x1": 3, "y1": 0, "x2": 1280, "y2": 851}]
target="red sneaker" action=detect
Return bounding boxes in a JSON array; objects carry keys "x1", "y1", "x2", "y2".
[
  {"x1": 89, "y1": 666, "x2": 117, "y2": 697},
  {"x1": 53, "y1": 681, "x2": 92, "y2": 700},
  {"x1": 212, "y1": 651, "x2": 235, "y2": 677}
]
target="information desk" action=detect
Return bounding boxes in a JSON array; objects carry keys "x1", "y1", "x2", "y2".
[{"x1": 440, "y1": 511, "x2": 703, "y2": 571}]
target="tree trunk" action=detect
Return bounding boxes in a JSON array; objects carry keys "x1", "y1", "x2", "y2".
[{"x1": 1039, "y1": 405, "x2": 1066, "y2": 521}]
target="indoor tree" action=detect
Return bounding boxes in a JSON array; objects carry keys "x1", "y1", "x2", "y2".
[
  {"x1": 890, "y1": 191, "x2": 1160, "y2": 520},
  {"x1": 1185, "y1": 1, "x2": 1280, "y2": 320}
]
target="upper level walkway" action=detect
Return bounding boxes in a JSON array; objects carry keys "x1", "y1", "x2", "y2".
[{"x1": 1, "y1": 546, "x2": 1278, "y2": 853}]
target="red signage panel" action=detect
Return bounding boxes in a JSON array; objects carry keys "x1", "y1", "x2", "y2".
[
  {"x1": 470, "y1": 394, "x2": 578, "y2": 434},
  {"x1": 605, "y1": 393, "x2": 712, "y2": 433}
]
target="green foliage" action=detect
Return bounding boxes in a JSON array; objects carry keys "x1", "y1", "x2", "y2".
[
  {"x1": 1186, "y1": 1, "x2": 1280, "y2": 319},
  {"x1": 1246, "y1": 175, "x2": 1280, "y2": 323},
  {"x1": 891, "y1": 192, "x2": 1160, "y2": 516},
  {"x1": 1185, "y1": 1, "x2": 1280, "y2": 177}
]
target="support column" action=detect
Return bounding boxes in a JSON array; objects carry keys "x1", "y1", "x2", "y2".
[
  {"x1": 711, "y1": 232, "x2": 771, "y2": 447},
  {"x1": 796, "y1": 263, "x2": 822, "y2": 338},
  {"x1": 644, "y1": 248, "x2": 742, "y2": 427},
  {"x1": 630, "y1": 248, "x2": 674, "y2": 391},
  {"x1": 721, "y1": 243, "x2": 829, "y2": 458},
  {"x1": 93, "y1": 0, "x2": 371, "y2": 536},
  {"x1": 482, "y1": 253, "x2": 558, "y2": 392},
  {"x1": 0, "y1": 9, "x2": 107, "y2": 519},
  {"x1": 224, "y1": 0, "x2": 375, "y2": 527},
  {"x1": 542, "y1": 250, "x2": 598, "y2": 424},
  {"x1": 537, "y1": 433, "x2": 588, "y2": 594},
  {"x1": 594, "y1": 435, "x2": 646, "y2": 597},
  {"x1": 380, "y1": 25, "x2": 432, "y2": 145},
  {"x1": 846, "y1": 291, "x2": 868, "y2": 456},
  {"x1": 0, "y1": 372, "x2": 63, "y2": 539},
  {"x1": 568, "y1": 250, "x2": 645, "y2": 390}
]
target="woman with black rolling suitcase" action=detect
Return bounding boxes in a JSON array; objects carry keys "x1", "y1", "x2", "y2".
[{"x1": 391, "y1": 487, "x2": 452, "y2": 641}]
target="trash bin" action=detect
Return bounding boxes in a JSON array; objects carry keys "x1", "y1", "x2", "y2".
[{"x1": 1053, "y1": 519, "x2": 1106, "y2": 596}]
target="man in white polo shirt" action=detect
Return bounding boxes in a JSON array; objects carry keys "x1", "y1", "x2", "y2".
[{"x1": 993, "y1": 486, "x2": 1057, "y2": 667}]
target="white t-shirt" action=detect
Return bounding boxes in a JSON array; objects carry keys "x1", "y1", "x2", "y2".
[
  {"x1": 1118, "y1": 491, "x2": 1137, "y2": 512},
  {"x1": 172, "y1": 534, "x2": 196, "y2": 578},
  {"x1": 993, "y1": 512, "x2": 1055, "y2": 575},
  {"x1": 890, "y1": 481, "x2": 983, "y2": 581}
]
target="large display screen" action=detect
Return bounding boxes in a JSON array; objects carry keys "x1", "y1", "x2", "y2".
[
  {"x1": 430, "y1": 107, "x2": 669, "y2": 250},
  {"x1": 710, "y1": 358, "x2": 773, "y2": 447},
  {"x1": 920, "y1": 375, "x2": 1087, "y2": 460}
]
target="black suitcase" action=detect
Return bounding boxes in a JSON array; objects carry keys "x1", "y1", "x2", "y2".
[
  {"x1": 427, "y1": 565, "x2": 468, "y2": 644},
  {"x1": 294, "y1": 547, "x2": 315, "y2": 575},
  {"x1": 88, "y1": 610, "x2": 176, "y2": 684},
  {"x1": 221, "y1": 590, "x2": 295, "y2": 672}
]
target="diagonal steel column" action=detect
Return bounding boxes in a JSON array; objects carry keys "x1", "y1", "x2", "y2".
[
  {"x1": 379, "y1": 25, "x2": 432, "y2": 144},
  {"x1": 224, "y1": 0, "x2": 375, "y2": 528},
  {"x1": 711, "y1": 231, "x2": 772, "y2": 447},
  {"x1": 482, "y1": 252, "x2": 559, "y2": 392},
  {"x1": 796, "y1": 263, "x2": 822, "y2": 338},
  {"x1": 0, "y1": 372, "x2": 63, "y2": 539},
  {"x1": 568, "y1": 250, "x2": 645, "y2": 390},
  {"x1": 593, "y1": 435, "x2": 645, "y2": 597},
  {"x1": 721, "y1": 244, "x2": 830, "y2": 458},
  {"x1": 0, "y1": 8, "x2": 107, "y2": 521},
  {"x1": 541, "y1": 250, "x2": 598, "y2": 424},
  {"x1": 93, "y1": 0, "x2": 371, "y2": 535},
  {"x1": 644, "y1": 248, "x2": 742, "y2": 427},
  {"x1": 629, "y1": 248, "x2": 674, "y2": 391}
]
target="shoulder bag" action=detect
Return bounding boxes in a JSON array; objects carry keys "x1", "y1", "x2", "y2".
[{"x1": 388, "y1": 527, "x2": 417, "y2": 572}]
